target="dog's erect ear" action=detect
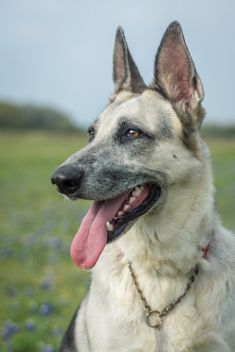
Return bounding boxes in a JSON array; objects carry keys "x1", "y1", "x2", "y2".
[
  {"x1": 113, "y1": 26, "x2": 146, "y2": 95},
  {"x1": 153, "y1": 21, "x2": 204, "y2": 128}
]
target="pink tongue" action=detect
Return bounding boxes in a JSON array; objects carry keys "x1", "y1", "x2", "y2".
[{"x1": 70, "y1": 193, "x2": 129, "y2": 269}]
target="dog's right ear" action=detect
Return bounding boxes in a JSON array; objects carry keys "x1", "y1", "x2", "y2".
[{"x1": 112, "y1": 26, "x2": 146, "y2": 95}]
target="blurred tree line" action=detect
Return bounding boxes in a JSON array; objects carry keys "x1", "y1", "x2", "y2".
[
  {"x1": 201, "y1": 124, "x2": 235, "y2": 139},
  {"x1": 0, "y1": 101, "x2": 82, "y2": 132}
]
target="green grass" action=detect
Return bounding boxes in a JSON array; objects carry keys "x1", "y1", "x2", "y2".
[
  {"x1": 0, "y1": 132, "x2": 234, "y2": 351},
  {"x1": 0, "y1": 132, "x2": 90, "y2": 352},
  {"x1": 207, "y1": 138, "x2": 235, "y2": 229}
]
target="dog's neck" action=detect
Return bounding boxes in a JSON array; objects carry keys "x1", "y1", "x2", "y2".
[{"x1": 118, "y1": 148, "x2": 216, "y2": 275}]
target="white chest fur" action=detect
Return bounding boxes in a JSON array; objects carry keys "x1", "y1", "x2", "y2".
[
  {"x1": 82, "y1": 232, "x2": 235, "y2": 352},
  {"x1": 88, "y1": 248, "x2": 200, "y2": 352}
]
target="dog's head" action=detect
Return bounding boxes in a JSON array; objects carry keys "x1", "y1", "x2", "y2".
[{"x1": 51, "y1": 22, "x2": 206, "y2": 269}]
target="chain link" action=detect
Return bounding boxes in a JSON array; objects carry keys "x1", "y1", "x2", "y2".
[{"x1": 128, "y1": 261, "x2": 199, "y2": 328}]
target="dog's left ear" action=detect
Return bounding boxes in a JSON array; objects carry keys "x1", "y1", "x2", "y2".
[
  {"x1": 153, "y1": 21, "x2": 205, "y2": 129},
  {"x1": 112, "y1": 26, "x2": 146, "y2": 95}
]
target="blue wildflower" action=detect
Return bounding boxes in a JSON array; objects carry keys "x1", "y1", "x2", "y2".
[
  {"x1": 39, "y1": 303, "x2": 53, "y2": 316},
  {"x1": 41, "y1": 344, "x2": 56, "y2": 352},
  {"x1": 2, "y1": 321, "x2": 19, "y2": 341},
  {"x1": 25, "y1": 318, "x2": 36, "y2": 332}
]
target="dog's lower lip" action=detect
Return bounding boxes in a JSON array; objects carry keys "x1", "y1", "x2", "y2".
[{"x1": 107, "y1": 184, "x2": 161, "y2": 243}]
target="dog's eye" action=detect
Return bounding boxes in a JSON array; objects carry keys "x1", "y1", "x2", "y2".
[
  {"x1": 126, "y1": 129, "x2": 142, "y2": 139},
  {"x1": 88, "y1": 126, "x2": 95, "y2": 142}
]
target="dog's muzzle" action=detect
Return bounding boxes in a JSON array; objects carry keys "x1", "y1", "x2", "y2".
[
  {"x1": 51, "y1": 161, "x2": 164, "y2": 269},
  {"x1": 51, "y1": 165, "x2": 83, "y2": 197}
]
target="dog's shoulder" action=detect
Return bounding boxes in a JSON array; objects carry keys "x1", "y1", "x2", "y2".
[
  {"x1": 198, "y1": 227, "x2": 235, "y2": 318},
  {"x1": 213, "y1": 226, "x2": 235, "y2": 268}
]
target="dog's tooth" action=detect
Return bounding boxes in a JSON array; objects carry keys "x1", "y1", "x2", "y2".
[
  {"x1": 118, "y1": 211, "x2": 124, "y2": 217},
  {"x1": 106, "y1": 222, "x2": 114, "y2": 232},
  {"x1": 129, "y1": 196, "x2": 136, "y2": 204},
  {"x1": 132, "y1": 187, "x2": 141, "y2": 197},
  {"x1": 132, "y1": 187, "x2": 138, "y2": 196},
  {"x1": 123, "y1": 204, "x2": 130, "y2": 212}
]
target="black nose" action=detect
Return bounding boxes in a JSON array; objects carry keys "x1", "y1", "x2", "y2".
[{"x1": 51, "y1": 165, "x2": 83, "y2": 196}]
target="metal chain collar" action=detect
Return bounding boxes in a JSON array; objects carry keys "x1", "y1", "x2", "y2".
[{"x1": 127, "y1": 261, "x2": 199, "y2": 329}]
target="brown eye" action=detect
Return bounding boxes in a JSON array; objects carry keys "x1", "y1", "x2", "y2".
[
  {"x1": 126, "y1": 129, "x2": 141, "y2": 139},
  {"x1": 88, "y1": 126, "x2": 95, "y2": 142}
]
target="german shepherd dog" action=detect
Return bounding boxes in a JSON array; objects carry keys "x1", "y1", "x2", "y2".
[{"x1": 51, "y1": 22, "x2": 235, "y2": 352}]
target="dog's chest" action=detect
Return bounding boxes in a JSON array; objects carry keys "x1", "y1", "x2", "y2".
[{"x1": 91, "y1": 256, "x2": 199, "y2": 352}]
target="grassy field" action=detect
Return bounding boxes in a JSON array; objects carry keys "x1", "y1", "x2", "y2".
[{"x1": 0, "y1": 132, "x2": 234, "y2": 352}]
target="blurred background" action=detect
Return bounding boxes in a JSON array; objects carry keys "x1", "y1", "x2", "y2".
[{"x1": 0, "y1": 1, "x2": 234, "y2": 351}]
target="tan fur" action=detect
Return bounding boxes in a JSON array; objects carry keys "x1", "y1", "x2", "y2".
[
  {"x1": 58, "y1": 23, "x2": 235, "y2": 352},
  {"x1": 72, "y1": 88, "x2": 235, "y2": 352}
]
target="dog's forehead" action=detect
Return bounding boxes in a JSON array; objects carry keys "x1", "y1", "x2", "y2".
[{"x1": 96, "y1": 89, "x2": 182, "y2": 137}]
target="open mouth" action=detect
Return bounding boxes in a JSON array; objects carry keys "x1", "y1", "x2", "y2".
[
  {"x1": 106, "y1": 184, "x2": 161, "y2": 242},
  {"x1": 70, "y1": 183, "x2": 161, "y2": 269}
]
